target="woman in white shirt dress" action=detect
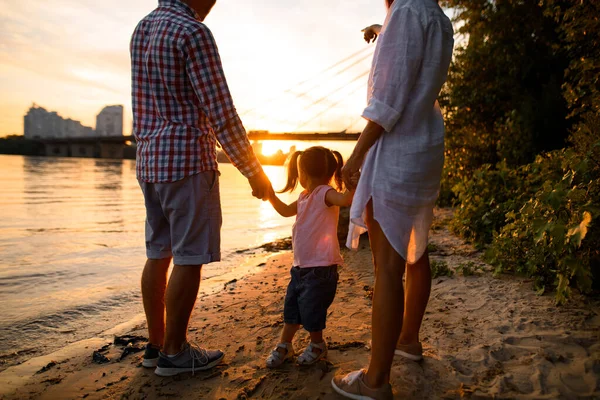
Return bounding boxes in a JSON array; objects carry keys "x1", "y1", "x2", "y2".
[{"x1": 332, "y1": 0, "x2": 454, "y2": 398}]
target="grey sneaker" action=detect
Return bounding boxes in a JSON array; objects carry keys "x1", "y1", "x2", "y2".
[
  {"x1": 154, "y1": 342, "x2": 224, "y2": 377},
  {"x1": 142, "y1": 344, "x2": 161, "y2": 368}
]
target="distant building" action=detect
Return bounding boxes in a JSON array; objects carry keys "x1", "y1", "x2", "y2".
[
  {"x1": 23, "y1": 104, "x2": 94, "y2": 139},
  {"x1": 24, "y1": 105, "x2": 49, "y2": 139},
  {"x1": 65, "y1": 118, "x2": 90, "y2": 138},
  {"x1": 96, "y1": 105, "x2": 124, "y2": 137}
]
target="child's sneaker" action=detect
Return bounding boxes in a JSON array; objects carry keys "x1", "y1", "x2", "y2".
[
  {"x1": 142, "y1": 343, "x2": 161, "y2": 368},
  {"x1": 297, "y1": 341, "x2": 327, "y2": 366},
  {"x1": 331, "y1": 369, "x2": 393, "y2": 400},
  {"x1": 154, "y1": 342, "x2": 224, "y2": 376},
  {"x1": 266, "y1": 342, "x2": 294, "y2": 368},
  {"x1": 395, "y1": 342, "x2": 423, "y2": 361}
]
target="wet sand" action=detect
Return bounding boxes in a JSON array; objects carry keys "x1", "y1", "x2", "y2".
[{"x1": 1, "y1": 209, "x2": 599, "y2": 399}]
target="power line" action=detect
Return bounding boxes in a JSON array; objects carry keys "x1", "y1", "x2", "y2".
[
  {"x1": 299, "y1": 69, "x2": 370, "y2": 112},
  {"x1": 289, "y1": 46, "x2": 372, "y2": 89},
  {"x1": 288, "y1": 51, "x2": 374, "y2": 102},
  {"x1": 240, "y1": 46, "x2": 373, "y2": 116},
  {"x1": 294, "y1": 78, "x2": 368, "y2": 131}
]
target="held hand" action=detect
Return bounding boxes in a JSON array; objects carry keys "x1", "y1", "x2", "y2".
[
  {"x1": 342, "y1": 155, "x2": 362, "y2": 191},
  {"x1": 248, "y1": 171, "x2": 272, "y2": 201},
  {"x1": 267, "y1": 185, "x2": 276, "y2": 201},
  {"x1": 361, "y1": 24, "x2": 382, "y2": 43}
]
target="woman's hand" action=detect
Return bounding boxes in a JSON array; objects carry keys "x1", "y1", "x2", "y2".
[
  {"x1": 342, "y1": 121, "x2": 386, "y2": 190},
  {"x1": 342, "y1": 155, "x2": 362, "y2": 191},
  {"x1": 361, "y1": 24, "x2": 382, "y2": 43}
]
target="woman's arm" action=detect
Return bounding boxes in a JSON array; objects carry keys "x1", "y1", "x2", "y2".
[
  {"x1": 341, "y1": 121, "x2": 385, "y2": 189},
  {"x1": 325, "y1": 189, "x2": 355, "y2": 208},
  {"x1": 268, "y1": 189, "x2": 298, "y2": 217}
]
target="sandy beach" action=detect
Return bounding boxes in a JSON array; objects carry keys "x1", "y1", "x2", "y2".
[{"x1": 1, "y1": 209, "x2": 599, "y2": 399}]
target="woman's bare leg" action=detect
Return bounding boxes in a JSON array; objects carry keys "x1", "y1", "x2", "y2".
[
  {"x1": 364, "y1": 200, "x2": 406, "y2": 388},
  {"x1": 398, "y1": 251, "x2": 431, "y2": 345}
]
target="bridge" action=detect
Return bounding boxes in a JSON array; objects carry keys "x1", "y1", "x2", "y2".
[
  {"x1": 38, "y1": 132, "x2": 361, "y2": 159},
  {"x1": 37, "y1": 45, "x2": 373, "y2": 159}
]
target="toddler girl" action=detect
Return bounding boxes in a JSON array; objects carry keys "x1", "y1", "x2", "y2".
[{"x1": 265, "y1": 146, "x2": 354, "y2": 368}]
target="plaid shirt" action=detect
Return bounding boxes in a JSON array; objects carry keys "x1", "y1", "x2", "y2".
[{"x1": 131, "y1": 0, "x2": 262, "y2": 183}]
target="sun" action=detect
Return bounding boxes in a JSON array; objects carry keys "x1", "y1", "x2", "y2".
[{"x1": 260, "y1": 141, "x2": 288, "y2": 156}]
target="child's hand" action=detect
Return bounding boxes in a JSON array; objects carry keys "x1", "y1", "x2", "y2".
[{"x1": 267, "y1": 185, "x2": 276, "y2": 201}]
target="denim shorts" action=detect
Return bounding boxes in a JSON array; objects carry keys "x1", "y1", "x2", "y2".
[
  {"x1": 138, "y1": 171, "x2": 222, "y2": 266},
  {"x1": 283, "y1": 265, "x2": 339, "y2": 332}
]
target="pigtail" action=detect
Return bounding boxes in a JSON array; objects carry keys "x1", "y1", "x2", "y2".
[
  {"x1": 278, "y1": 151, "x2": 302, "y2": 193},
  {"x1": 332, "y1": 150, "x2": 344, "y2": 191}
]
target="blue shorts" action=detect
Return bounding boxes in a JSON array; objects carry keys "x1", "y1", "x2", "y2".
[
  {"x1": 283, "y1": 265, "x2": 339, "y2": 332},
  {"x1": 138, "y1": 171, "x2": 222, "y2": 266}
]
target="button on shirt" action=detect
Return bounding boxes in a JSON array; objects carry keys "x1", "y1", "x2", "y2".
[{"x1": 131, "y1": 0, "x2": 261, "y2": 183}]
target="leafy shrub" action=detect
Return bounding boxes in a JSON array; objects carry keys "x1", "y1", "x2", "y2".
[
  {"x1": 437, "y1": 0, "x2": 600, "y2": 303},
  {"x1": 486, "y1": 117, "x2": 600, "y2": 303},
  {"x1": 450, "y1": 156, "x2": 564, "y2": 247},
  {"x1": 431, "y1": 260, "x2": 453, "y2": 278},
  {"x1": 456, "y1": 261, "x2": 481, "y2": 277},
  {"x1": 427, "y1": 242, "x2": 440, "y2": 253},
  {"x1": 437, "y1": 0, "x2": 571, "y2": 204}
]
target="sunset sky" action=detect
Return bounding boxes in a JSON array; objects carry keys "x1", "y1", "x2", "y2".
[{"x1": 0, "y1": 0, "x2": 451, "y2": 137}]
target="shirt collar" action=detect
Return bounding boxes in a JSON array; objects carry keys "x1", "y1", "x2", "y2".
[{"x1": 158, "y1": 0, "x2": 199, "y2": 19}]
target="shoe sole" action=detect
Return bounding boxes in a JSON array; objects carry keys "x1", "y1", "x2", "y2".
[
  {"x1": 368, "y1": 340, "x2": 423, "y2": 361},
  {"x1": 394, "y1": 349, "x2": 423, "y2": 361},
  {"x1": 330, "y1": 379, "x2": 375, "y2": 400},
  {"x1": 154, "y1": 354, "x2": 224, "y2": 377},
  {"x1": 142, "y1": 358, "x2": 159, "y2": 368}
]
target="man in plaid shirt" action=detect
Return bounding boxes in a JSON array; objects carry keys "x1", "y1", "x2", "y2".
[{"x1": 131, "y1": 0, "x2": 272, "y2": 376}]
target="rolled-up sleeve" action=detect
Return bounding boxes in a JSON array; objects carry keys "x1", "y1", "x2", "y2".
[
  {"x1": 362, "y1": 7, "x2": 425, "y2": 132},
  {"x1": 184, "y1": 25, "x2": 262, "y2": 178}
]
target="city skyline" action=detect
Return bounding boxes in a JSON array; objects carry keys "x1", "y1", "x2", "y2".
[{"x1": 24, "y1": 103, "x2": 124, "y2": 139}]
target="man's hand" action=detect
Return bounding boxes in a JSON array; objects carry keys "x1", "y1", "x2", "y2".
[
  {"x1": 342, "y1": 155, "x2": 362, "y2": 191},
  {"x1": 248, "y1": 170, "x2": 272, "y2": 201},
  {"x1": 362, "y1": 24, "x2": 382, "y2": 43}
]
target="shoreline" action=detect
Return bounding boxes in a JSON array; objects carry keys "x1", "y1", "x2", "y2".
[
  {"x1": 1, "y1": 210, "x2": 599, "y2": 399},
  {"x1": 0, "y1": 238, "x2": 292, "y2": 374},
  {"x1": 0, "y1": 249, "x2": 288, "y2": 397}
]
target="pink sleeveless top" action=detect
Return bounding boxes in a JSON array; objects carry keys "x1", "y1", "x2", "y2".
[{"x1": 292, "y1": 185, "x2": 344, "y2": 268}]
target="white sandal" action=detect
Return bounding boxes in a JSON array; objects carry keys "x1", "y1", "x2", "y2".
[
  {"x1": 266, "y1": 342, "x2": 294, "y2": 368},
  {"x1": 297, "y1": 342, "x2": 327, "y2": 365}
]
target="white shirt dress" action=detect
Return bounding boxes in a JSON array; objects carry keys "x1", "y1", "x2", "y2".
[{"x1": 347, "y1": 0, "x2": 454, "y2": 263}]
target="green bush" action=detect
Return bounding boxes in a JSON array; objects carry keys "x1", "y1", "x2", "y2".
[
  {"x1": 431, "y1": 260, "x2": 453, "y2": 278},
  {"x1": 438, "y1": 0, "x2": 571, "y2": 203},
  {"x1": 486, "y1": 117, "x2": 600, "y2": 303},
  {"x1": 456, "y1": 261, "x2": 482, "y2": 277},
  {"x1": 437, "y1": 1, "x2": 600, "y2": 303},
  {"x1": 450, "y1": 155, "x2": 564, "y2": 247}
]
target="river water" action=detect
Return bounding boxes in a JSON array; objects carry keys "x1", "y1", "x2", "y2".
[{"x1": 0, "y1": 142, "x2": 354, "y2": 369}]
